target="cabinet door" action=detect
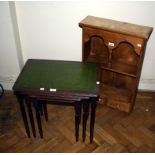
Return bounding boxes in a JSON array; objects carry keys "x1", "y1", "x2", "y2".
[
  {"x1": 83, "y1": 27, "x2": 144, "y2": 76},
  {"x1": 111, "y1": 42, "x2": 139, "y2": 75},
  {"x1": 82, "y1": 28, "x2": 109, "y2": 65},
  {"x1": 88, "y1": 36, "x2": 109, "y2": 66},
  {"x1": 83, "y1": 27, "x2": 144, "y2": 55}
]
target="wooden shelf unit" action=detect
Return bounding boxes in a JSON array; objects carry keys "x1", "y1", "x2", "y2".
[{"x1": 79, "y1": 15, "x2": 153, "y2": 112}]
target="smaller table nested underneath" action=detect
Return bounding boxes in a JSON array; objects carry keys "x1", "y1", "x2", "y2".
[{"x1": 13, "y1": 59, "x2": 100, "y2": 143}]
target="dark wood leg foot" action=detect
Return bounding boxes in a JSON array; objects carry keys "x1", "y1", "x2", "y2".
[
  {"x1": 82, "y1": 100, "x2": 89, "y2": 142},
  {"x1": 16, "y1": 95, "x2": 30, "y2": 138},
  {"x1": 90, "y1": 100, "x2": 97, "y2": 143},
  {"x1": 26, "y1": 96, "x2": 36, "y2": 138},
  {"x1": 33, "y1": 99, "x2": 43, "y2": 138},
  {"x1": 74, "y1": 101, "x2": 82, "y2": 142}
]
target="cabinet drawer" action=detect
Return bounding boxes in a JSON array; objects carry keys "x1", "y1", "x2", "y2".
[
  {"x1": 107, "y1": 99, "x2": 130, "y2": 112},
  {"x1": 98, "y1": 95, "x2": 131, "y2": 112}
]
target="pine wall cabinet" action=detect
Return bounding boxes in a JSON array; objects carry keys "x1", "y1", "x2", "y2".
[{"x1": 79, "y1": 16, "x2": 153, "y2": 112}]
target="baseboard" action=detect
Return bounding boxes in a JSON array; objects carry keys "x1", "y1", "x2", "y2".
[
  {"x1": 139, "y1": 78, "x2": 155, "y2": 91},
  {"x1": 0, "y1": 75, "x2": 16, "y2": 90},
  {"x1": 138, "y1": 89, "x2": 155, "y2": 93},
  {"x1": 0, "y1": 82, "x2": 14, "y2": 91}
]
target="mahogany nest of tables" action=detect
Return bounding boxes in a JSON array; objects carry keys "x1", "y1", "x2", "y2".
[{"x1": 13, "y1": 59, "x2": 100, "y2": 143}]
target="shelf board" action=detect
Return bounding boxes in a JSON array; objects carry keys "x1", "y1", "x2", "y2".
[{"x1": 100, "y1": 66, "x2": 137, "y2": 78}]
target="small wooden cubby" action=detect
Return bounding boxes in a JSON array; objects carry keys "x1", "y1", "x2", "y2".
[{"x1": 79, "y1": 16, "x2": 153, "y2": 112}]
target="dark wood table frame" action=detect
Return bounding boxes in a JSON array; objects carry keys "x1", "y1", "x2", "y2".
[{"x1": 13, "y1": 59, "x2": 100, "y2": 143}]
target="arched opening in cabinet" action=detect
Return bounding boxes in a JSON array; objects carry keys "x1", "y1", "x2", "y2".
[
  {"x1": 83, "y1": 35, "x2": 109, "y2": 67},
  {"x1": 111, "y1": 42, "x2": 139, "y2": 75}
]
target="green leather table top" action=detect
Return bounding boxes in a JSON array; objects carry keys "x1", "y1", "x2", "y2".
[{"x1": 13, "y1": 59, "x2": 98, "y2": 93}]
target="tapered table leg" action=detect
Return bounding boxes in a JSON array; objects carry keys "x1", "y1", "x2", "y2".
[
  {"x1": 33, "y1": 99, "x2": 43, "y2": 138},
  {"x1": 38, "y1": 100, "x2": 48, "y2": 121},
  {"x1": 39, "y1": 101, "x2": 44, "y2": 116},
  {"x1": 43, "y1": 102, "x2": 48, "y2": 121},
  {"x1": 74, "y1": 101, "x2": 82, "y2": 142},
  {"x1": 16, "y1": 95, "x2": 30, "y2": 138},
  {"x1": 26, "y1": 96, "x2": 36, "y2": 138},
  {"x1": 90, "y1": 100, "x2": 97, "y2": 143},
  {"x1": 82, "y1": 100, "x2": 89, "y2": 142}
]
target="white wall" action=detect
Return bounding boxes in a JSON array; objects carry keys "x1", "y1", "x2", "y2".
[
  {"x1": 0, "y1": 2, "x2": 20, "y2": 90},
  {"x1": 0, "y1": 1, "x2": 155, "y2": 90}
]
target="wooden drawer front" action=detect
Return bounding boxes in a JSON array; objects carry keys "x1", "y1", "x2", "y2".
[
  {"x1": 83, "y1": 27, "x2": 144, "y2": 55},
  {"x1": 98, "y1": 95, "x2": 130, "y2": 112},
  {"x1": 107, "y1": 99, "x2": 130, "y2": 112}
]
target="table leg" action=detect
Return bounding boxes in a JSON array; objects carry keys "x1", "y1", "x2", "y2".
[
  {"x1": 39, "y1": 101, "x2": 44, "y2": 116},
  {"x1": 74, "y1": 101, "x2": 82, "y2": 142},
  {"x1": 90, "y1": 100, "x2": 97, "y2": 143},
  {"x1": 38, "y1": 100, "x2": 48, "y2": 121},
  {"x1": 82, "y1": 100, "x2": 89, "y2": 142},
  {"x1": 33, "y1": 99, "x2": 43, "y2": 138},
  {"x1": 16, "y1": 94, "x2": 30, "y2": 138},
  {"x1": 43, "y1": 102, "x2": 48, "y2": 121},
  {"x1": 26, "y1": 96, "x2": 36, "y2": 138}
]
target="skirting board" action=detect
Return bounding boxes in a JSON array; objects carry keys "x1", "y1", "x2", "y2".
[
  {"x1": 138, "y1": 79, "x2": 155, "y2": 91},
  {"x1": 0, "y1": 81, "x2": 14, "y2": 91},
  {"x1": 0, "y1": 75, "x2": 16, "y2": 90}
]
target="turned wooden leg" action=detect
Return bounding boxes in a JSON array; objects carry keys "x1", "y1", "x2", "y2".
[
  {"x1": 33, "y1": 99, "x2": 43, "y2": 138},
  {"x1": 26, "y1": 96, "x2": 36, "y2": 138},
  {"x1": 82, "y1": 100, "x2": 89, "y2": 142},
  {"x1": 16, "y1": 94, "x2": 30, "y2": 138},
  {"x1": 38, "y1": 100, "x2": 48, "y2": 121},
  {"x1": 74, "y1": 101, "x2": 82, "y2": 142},
  {"x1": 90, "y1": 99, "x2": 97, "y2": 143},
  {"x1": 43, "y1": 102, "x2": 48, "y2": 121},
  {"x1": 39, "y1": 102, "x2": 44, "y2": 116}
]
